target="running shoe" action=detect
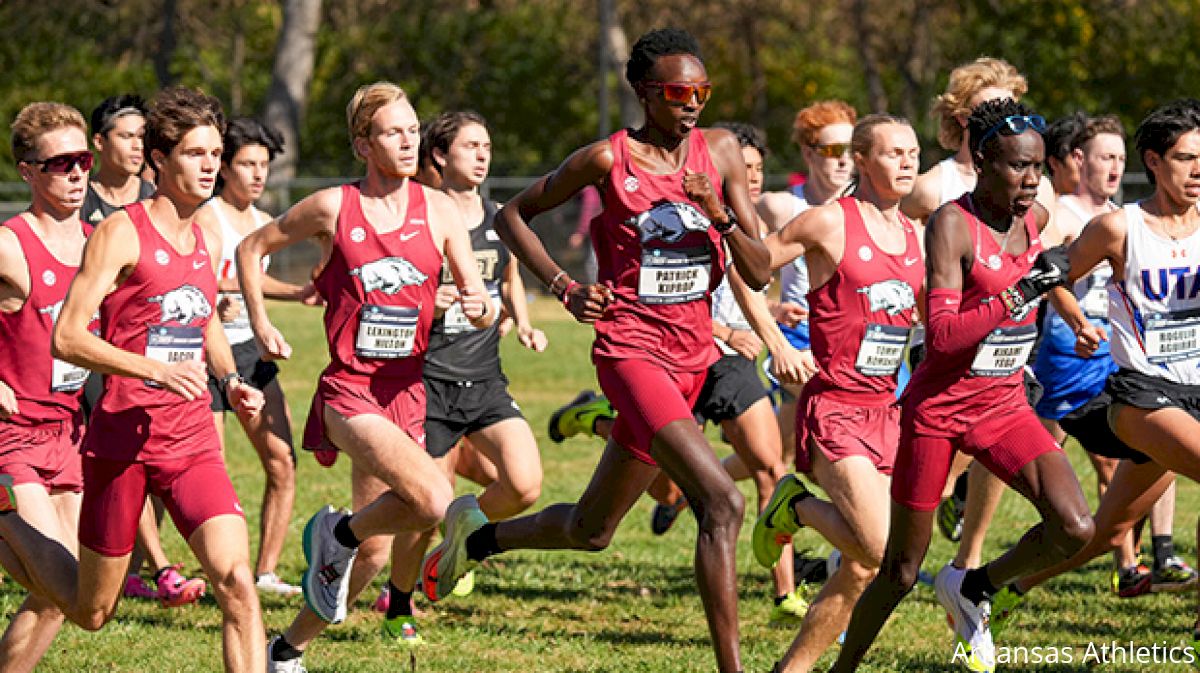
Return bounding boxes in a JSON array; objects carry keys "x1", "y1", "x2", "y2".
[
  {"x1": 934, "y1": 565, "x2": 995, "y2": 673},
  {"x1": 752, "y1": 474, "x2": 809, "y2": 569},
  {"x1": 547, "y1": 390, "x2": 614, "y2": 443},
  {"x1": 302, "y1": 505, "x2": 358, "y2": 623},
  {"x1": 650, "y1": 497, "x2": 686, "y2": 535},
  {"x1": 123, "y1": 574, "x2": 157, "y2": 600},
  {"x1": 768, "y1": 590, "x2": 808, "y2": 626},
  {"x1": 373, "y1": 586, "x2": 390, "y2": 614},
  {"x1": 989, "y1": 585, "x2": 1024, "y2": 640},
  {"x1": 421, "y1": 494, "x2": 488, "y2": 602},
  {"x1": 1114, "y1": 565, "x2": 1153, "y2": 598},
  {"x1": 382, "y1": 615, "x2": 425, "y2": 648},
  {"x1": 1152, "y1": 556, "x2": 1198, "y2": 592},
  {"x1": 1109, "y1": 562, "x2": 1150, "y2": 593},
  {"x1": 156, "y1": 565, "x2": 206, "y2": 607},
  {"x1": 0, "y1": 474, "x2": 14, "y2": 512},
  {"x1": 257, "y1": 572, "x2": 303, "y2": 597},
  {"x1": 793, "y1": 548, "x2": 828, "y2": 584},
  {"x1": 451, "y1": 569, "x2": 476, "y2": 598},
  {"x1": 937, "y1": 493, "x2": 965, "y2": 543},
  {"x1": 266, "y1": 636, "x2": 307, "y2": 673}
]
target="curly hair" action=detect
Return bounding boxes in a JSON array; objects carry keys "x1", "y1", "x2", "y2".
[
  {"x1": 933, "y1": 57, "x2": 1028, "y2": 151},
  {"x1": 625, "y1": 28, "x2": 702, "y2": 87},
  {"x1": 967, "y1": 98, "x2": 1036, "y2": 159}
]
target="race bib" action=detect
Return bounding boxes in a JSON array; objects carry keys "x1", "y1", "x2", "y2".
[
  {"x1": 145, "y1": 325, "x2": 204, "y2": 387},
  {"x1": 854, "y1": 324, "x2": 910, "y2": 376},
  {"x1": 219, "y1": 292, "x2": 251, "y2": 332},
  {"x1": 1144, "y1": 312, "x2": 1200, "y2": 365},
  {"x1": 50, "y1": 357, "x2": 89, "y2": 393},
  {"x1": 638, "y1": 246, "x2": 711, "y2": 305},
  {"x1": 970, "y1": 325, "x2": 1037, "y2": 377},
  {"x1": 442, "y1": 289, "x2": 501, "y2": 335},
  {"x1": 1079, "y1": 273, "x2": 1109, "y2": 319},
  {"x1": 356, "y1": 305, "x2": 418, "y2": 358}
]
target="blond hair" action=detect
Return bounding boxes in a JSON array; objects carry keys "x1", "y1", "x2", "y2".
[
  {"x1": 346, "y1": 82, "x2": 408, "y2": 160},
  {"x1": 792, "y1": 100, "x2": 858, "y2": 147},
  {"x1": 932, "y1": 57, "x2": 1028, "y2": 150},
  {"x1": 11, "y1": 102, "x2": 86, "y2": 164}
]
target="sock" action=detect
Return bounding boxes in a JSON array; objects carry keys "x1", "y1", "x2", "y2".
[
  {"x1": 953, "y1": 471, "x2": 969, "y2": 502},
  {"x1": 270, "y1": 636, "x2": 303, "y2": 661},
  {"x1": 961, "y1": 567, "x2": 998, "y2": 605},
  {"x1": 774, "y1": 593, "x2": 789, "y2": 606},
  {"x1": 1153, "y1": 535, "x2": 1175, "y2": 569},
  {"x1": 333, "y1": 514, "x2": 361, "y2": 549},
  {"x1": 465, "y1": 523, "x2": 502, "y2": 562},
  {"x1": 385, "y1": 582, "x2": 414, "y2": 620}
]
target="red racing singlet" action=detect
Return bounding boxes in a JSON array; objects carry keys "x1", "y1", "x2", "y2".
[
  {"x1": 314, "y1": 181, "x2": 441, "y2": 384},
  {"x1": 903, "y1": 194, "x2": 1042, "y2": 436},
  {"x1": 85, "y1": 202, "x2": 218, "y2": 460},
  {"x1": 0, "y1": 215, "x2": 94, "y2": 424},
  {"x1": 806, "y1": 198, "x2": 923, "y2": 406},
  {"x1": 590, "y1": 128, "x2": 727, "y2": 372}
]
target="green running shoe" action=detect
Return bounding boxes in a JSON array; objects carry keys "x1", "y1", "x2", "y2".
[
  {"x1": 547, "y1": 390, "x2": 614, "y2": 443},
  {"x1": 768, "y1": 590, "x2": 808, "y2": 626},
  {"x1": 752, "y1": 475, "x2": 809, "y2": 569},
  {"x1": 989, "y1": 585, "x2": 1024, "y2": 640},
  {"x1": 451, "y1": 569, "x2": 475, "y2": 598},
  {"x1": 382, "y1": 615, "x2": 425, "y2": 648}
]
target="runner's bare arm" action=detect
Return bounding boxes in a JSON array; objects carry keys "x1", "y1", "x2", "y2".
[
  {"x1": 429, "y1": 189, "x2": 493, "y2": 329},
  {"x1": 237, "y1": 186, "x2": 341, "y2": 359},
  {"x1": 52, "y1": 213, "x2": 204, "y2": 399},
  {"x1": 501, "y1": 258, "x2": 547, "y2": 351},
  {"x1": 764, "y1": 203, "x2": 840, "y2": 273},
  {"x1": 496, "y1": 141, "x2": 615, "y2": 322},
  {"x1": 704, "y1": 129, "x2": 769, "y2": 289},
  {"x1": 727, "y1": 264, "x2": 815, "y2": 384},
  {"x1": 0, "y1": 227, "x2": 29, "y2": 310},
  {"x1": 756, "y1": 191, "x2": 800, "y2": 233}
]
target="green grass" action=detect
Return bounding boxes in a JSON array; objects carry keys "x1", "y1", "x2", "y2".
[{"x1": 7, "y1": 300, "x2": 1200, "y2": 671}]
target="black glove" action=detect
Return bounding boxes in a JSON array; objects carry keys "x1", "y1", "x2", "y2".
[{"x1": 1000, "y1": 245, "x2": 1070, "y2": 314}]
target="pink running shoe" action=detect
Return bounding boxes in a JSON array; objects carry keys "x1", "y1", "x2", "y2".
[
  {"x1": 123, "y1": 574, "x2": 156, "y2": 600},
  {"x1": 156, "y1": 565, "x2": 206, "y2": 607},
  {"x1": 372, "y1": 587, "x2": 390, "y2": 614}
]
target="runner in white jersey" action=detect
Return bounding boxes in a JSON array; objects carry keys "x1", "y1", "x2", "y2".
[
  {"x1": 196, "y1": 117, "x2": 321, "y2": 598},
  {"x1": 992, "y1": 99, "x2": 1200, "y2": 646}
]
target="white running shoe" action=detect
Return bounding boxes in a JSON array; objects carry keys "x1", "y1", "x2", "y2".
[
  {"x1": 257, "y1": 572, "x2": 303, "y2": 597},
  {"x1": 266, "y1": 636, "x2": 307, "y2": 673},
  {"x1": 934, "y1": 564, "x2": 995, "y2": 673},
  {"x1": 301, "y1": 505, "x2": 357, "y2": 624}
]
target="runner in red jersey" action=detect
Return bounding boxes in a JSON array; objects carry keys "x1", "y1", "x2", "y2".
[
  {"x1": 241, "y1": 83, "x2": 491, "y2": 671},
  {"x1": 749, "y1": 115, "x2": 924, "y2": 673},
  {"x1": 0, "y1": 87, "x2": 267, "y2": 673},
  {"x1": 831, "y1": 99, "x2": 1093, "y2": 673},
  {"x1": 419, "y1": 29, "x2": 769, "y2": 673},
  {"x1": 0, "y1": 102, "x2": 94, "y2": 672}
]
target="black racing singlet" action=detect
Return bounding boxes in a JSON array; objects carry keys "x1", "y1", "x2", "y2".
[{"x1": 423, "y1": 199, "x2": 510, "y2": 382}]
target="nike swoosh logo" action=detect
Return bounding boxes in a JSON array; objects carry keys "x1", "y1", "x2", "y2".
[
  {"x1": 904, "y1": 257, "x2": 919, "y2": 266},
  {"x1": 193, "y1": 261, "x2": 206, "y2": 269},
  {"x1": 1027, "y1": 252, "x2": 1038, "y2": 262},
  {"x1": 400, "y1": 231, "x2": 419, "y2": 242}
]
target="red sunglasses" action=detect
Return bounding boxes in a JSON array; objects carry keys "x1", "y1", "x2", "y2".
[
  {"x1": 26, "y1": 151, "x2": 94, "y2": 174},
  {"x1": 645, "y1": 81, "x2": 713, "y2": 105}
]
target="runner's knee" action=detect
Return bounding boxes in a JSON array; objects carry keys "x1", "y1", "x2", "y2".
[{"x1": 695, "y1": 484, "x2": 744, "y2": 533}]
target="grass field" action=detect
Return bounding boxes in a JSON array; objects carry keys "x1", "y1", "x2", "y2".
[{"x1": 4, "y1": 299, "x2": 1200, "y2": 672}]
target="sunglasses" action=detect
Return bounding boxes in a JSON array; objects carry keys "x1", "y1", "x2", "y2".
[
  {"x1": 25, "y1": 151, "x2": 94, "y2": 174},
  {"x1": 809, "y1": 142, "x2": 850, "y2": 159},
  {"x1": 645, "y1": 81, "x2": 712, "y2": 105},
  {"x1": 977, "y1": 114, "x2": 1048, "y2": 148}
]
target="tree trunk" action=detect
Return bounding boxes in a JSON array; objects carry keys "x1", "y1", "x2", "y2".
[
  {"x1": 850, "y1": 0, "x2": 889, "y2": 113},
  {"x1": 262, "y1": 0, "x2": 322, "y2": 207},
  {"x1": 154, "y1": 0, "x2": 177, "y2": 88},
  {"x1": 598, "y1": 0, "x2": 640, "y2": 131}
]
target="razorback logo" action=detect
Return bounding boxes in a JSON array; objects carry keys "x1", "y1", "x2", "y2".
[
  {"x1": 857, "y1": 280, "x2": 916, "y2": 316},
  {"x1": 633, "y1": 201, "x2": 711, "y2": 244},
  {"x1": 351, "y1": 257, "x2": 428, "y2": 295},
  {"x1": 147, "y1": 285, "x2": 212, "y2": 325}
]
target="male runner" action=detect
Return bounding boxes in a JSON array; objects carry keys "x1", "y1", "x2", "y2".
[
  {"x1": 241, "y1": 82, "x2": 492, "y2": 672},
  {"x1": 0, "y1": 101, "x2": 93, "y2": 672},
  {"x1": 0, "y1": 86, "x2": 267, "y2": 672},
  {"x1": 831, "y1": 99, "x2": 1094, "y2": 673},
  {"x1": 752, "y1": 114, "x2": 925, "y2": 672}
]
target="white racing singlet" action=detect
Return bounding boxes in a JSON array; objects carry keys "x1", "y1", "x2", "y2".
[
  {"x1": 1109, "y1": 202, "x2": 1200, "y2": 384},
  {"x1": 779, "y1": 188, "x2": 811, "y2": 308},
  {"x1": 211, "y1": 200, "x2": 271, "y2": 345}
]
